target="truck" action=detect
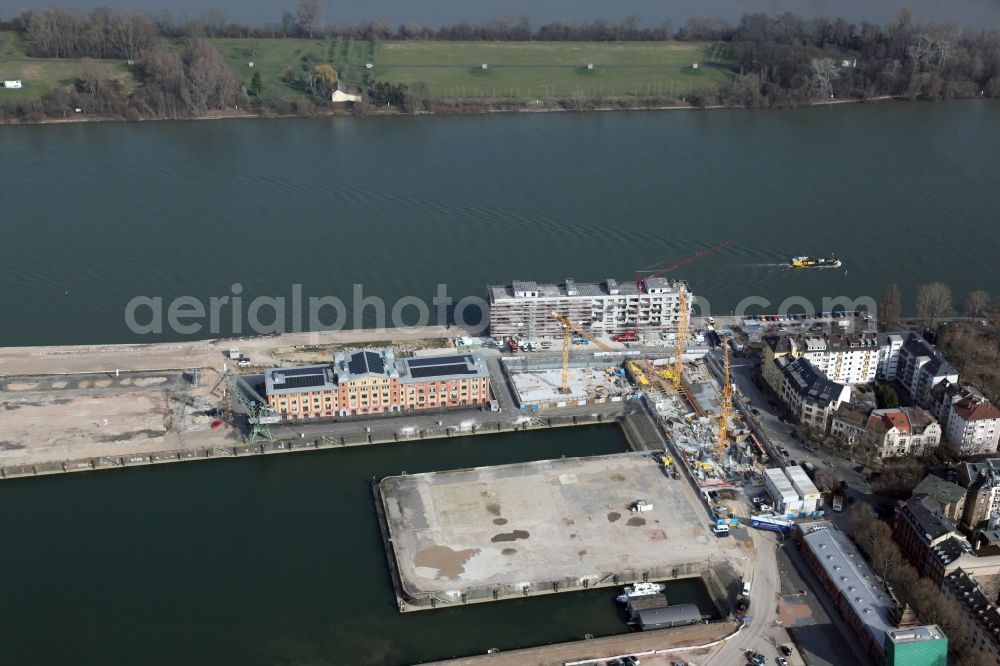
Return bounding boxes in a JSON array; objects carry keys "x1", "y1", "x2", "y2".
[
  {"x1": 832, "y1": 495, "x2": 844, "y2": 512},
  {"x1": 507, "y1": 337, "x2": 519, "y2": 353},
  {"x1": 613, "y1": 331, "x2": 639, "y2": 342},
  {"x1": 749, "y1": 516, "x2": 794, "y2": 535}
]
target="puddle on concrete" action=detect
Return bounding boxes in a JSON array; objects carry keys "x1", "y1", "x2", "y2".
[
  {"x1": 626, "y1": 517, "x2": 647, "y2": 527},
  {"x1": 607, "y1": 512, "x2": 621, "y2": 522},
  {"x1": 493, "y1": 518, "x2": 508, "y2": 525},
  {"x1": 414, "y1": 544, "x2": 480, "y2": 579},
  {"x1": 491, "y1": 530, "x2": 529, "y2": 543}
]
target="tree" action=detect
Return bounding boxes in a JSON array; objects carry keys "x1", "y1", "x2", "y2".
[
  {"x1": 79, "y1": 58, "x2": 113, "y2": 97},
  {"x1": 879, "y1": 283, "x2": 902, "y2": 331},
  {"x1": 296, "y1": 0, "x2": 323, "y2": 37},
  {"x1": 916, "y1": 282, "x2": 953, "y2": 328},
  {"x1": 875, "y1": 385, "x2": 900, "y2": 409},
  {"x1": 313, "y1": 64, "x2": 337, "y2": 85},
  {"x1": 965, "y1": 290, "x2": 991, "y2": 318},
  {"x1": 249, "y1": 70, "x2": 262, "y2": 97},
  {"x1": 810, "y1": 58, "x2": 840, "y2": 99}
]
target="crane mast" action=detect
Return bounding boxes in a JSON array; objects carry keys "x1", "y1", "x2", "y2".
[
  {"x1": 718, "y1": 342, "x2": 733, "y2": 454},
  {"x1": 551, "y1": 311, "x2": 618, "y2": 395},
  {"x1": 673, "y1": 285, "x2": 689, "y2": 391}
]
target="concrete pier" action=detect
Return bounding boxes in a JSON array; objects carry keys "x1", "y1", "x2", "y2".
[{"x1": 377, "y1": 452, "x2": 745, "y2": 611}]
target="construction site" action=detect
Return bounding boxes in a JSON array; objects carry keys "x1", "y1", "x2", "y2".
[
  {"x1": 494, "y1": 259, "x2": 758, "y2": 500},
  {"x1": 0, "y1": 327, "x2": 460, "y2": 475}
]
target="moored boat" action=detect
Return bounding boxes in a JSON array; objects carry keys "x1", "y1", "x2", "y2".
[{"x1": 616, "y1": 581, "x2": 665, "y2": 604}]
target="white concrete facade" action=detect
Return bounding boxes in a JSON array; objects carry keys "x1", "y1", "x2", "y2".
[
  {"x1": 488, "y1": 277, "x2": 692, "y2": 339},
  {"x1": 945, "y1": 395, "x2": 1000, "y2": 456}
]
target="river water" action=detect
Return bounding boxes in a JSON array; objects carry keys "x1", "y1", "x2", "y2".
[{"x1": 1, "y1": 101, "x2": 999, "y2": 346}]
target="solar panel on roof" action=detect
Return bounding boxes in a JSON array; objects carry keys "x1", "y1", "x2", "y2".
[
  {"x1": 280, "y1": 375, "x2": 328, "y2": 389},
  {"x1": 278, "y1": 366, "x2": 327, "y2": 377},
  {"x1": 407, "y1": 355, "x2": 469, "y2": 367},
  {"x1": 409, "y1": 364, "x2": 476, "y2": 379},
  {"x1": 347, "y1": 352, "x2": 367, "y2": 375},
  {"x1": 365, "y1": 351, "x2": 385, "y2": 374}
]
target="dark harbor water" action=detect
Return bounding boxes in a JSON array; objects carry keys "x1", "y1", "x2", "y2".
[{"x1": 0, "y1": 426, "x2": 716, "y2": 666}]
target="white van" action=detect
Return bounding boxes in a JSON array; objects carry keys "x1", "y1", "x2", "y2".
[
  {"x1": 742, "y1": 581, "x2": 751, "y2": 596},
  {"x1": 712, "y1": 524, "x2": 730, "y2": 537}
]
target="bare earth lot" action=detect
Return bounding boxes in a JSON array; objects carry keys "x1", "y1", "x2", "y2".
[{"x1": 0, "y1": 325, "x2": 458, "y2": 467}]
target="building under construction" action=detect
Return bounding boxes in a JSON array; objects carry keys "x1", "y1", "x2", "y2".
[
  {"x1": 487, "y1": 277, "x2": 692, "y2": 339},
  {"x1": 640, "y1": 351, "x2": 757, "y2": 493}
]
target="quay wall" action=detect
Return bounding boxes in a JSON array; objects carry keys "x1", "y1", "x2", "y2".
[{"x1": 0, "y1": 411, "x2": 622, "y2": 481}]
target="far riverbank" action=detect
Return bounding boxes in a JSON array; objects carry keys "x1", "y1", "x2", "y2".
[{"x1": 0, "y1": 93, "x2": 899, "y2": 126}]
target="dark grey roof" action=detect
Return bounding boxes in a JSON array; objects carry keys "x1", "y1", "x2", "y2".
[
  {"x1": 781, "y1": 356, "x2": 848, "y2": 404},
  {"x1": 930, "y1": 535, "x2": 971, "y2": 566},
  {"x1": 902, "y1": 332, "x2": 957, "y2": 378},
  {"x1": 635, "y1": 603, "x2": 701, "y2": 627},
  {"x1": 914, "y1": 474, "x2": 968, "y2": 505},
  {"x1": 944, "y1": 569, "x2": 1000, "y2": 641},
  {"x1": 898, "y1": 495, "x2": 959, "y2": 543}
]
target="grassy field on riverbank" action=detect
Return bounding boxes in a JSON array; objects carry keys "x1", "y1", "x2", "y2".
[
  {"x1": 372, "y1": 41, "x2": 731, "y2": 100},
  {"x1": 1, "y1": 33, "x2": 730, "y2": 106},
  {"x1": 0, "y1": 31, "x2": 137, "y2": 101},
  {"x1": 210, "y1": 36, "x2": 375, "y2": 99}
]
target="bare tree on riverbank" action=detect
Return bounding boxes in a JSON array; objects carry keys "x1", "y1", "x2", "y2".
[
  {"x1": 916, "y1": 282, "x2": 953, "y2": 328},
  {"x1": 965, "y1": 290, "x2": 992, "y2": 318},
  {"x1": 880, "y1": 283, "x2": 902, "y2": 331}
]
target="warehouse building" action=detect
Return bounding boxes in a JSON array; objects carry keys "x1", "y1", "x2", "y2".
[
  {"x1": 264, "y1": 349, "x2": 491, "y2": 419},
  {"x1": 785, "y1": 465, "x2": 822, "y2": 514},
  {"x1": 487, "y1": 277, "x2": 692, "y2": 339},
  {"x1": 764, "y1": 467, "x2": 802, "y2": 515},
  {"x1": 797, "y1": 522, "x2": 943, "y2": 663}
]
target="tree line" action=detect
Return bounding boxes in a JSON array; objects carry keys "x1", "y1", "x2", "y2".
[{"x1": 3, "y1": 5, "x2": 1000, "y2": 122}]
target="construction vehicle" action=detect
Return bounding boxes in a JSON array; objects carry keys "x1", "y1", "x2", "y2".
[
  {"x1": 627, "y1": 361, "x2": 649, "y2": 386},
  {"x1": 660, "y1": 454, "x2": 673, "y2": 467},
  {"x1": 211, "y1": 368, "x2": 280, "y2": 444},
  {"x1": 550, "y1": 311, "x2": 618, "y2": 394}
]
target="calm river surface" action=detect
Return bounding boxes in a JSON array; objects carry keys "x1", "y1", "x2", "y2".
[{"x1": 1, "y1": 101, "x2": 999, "y2": 346}]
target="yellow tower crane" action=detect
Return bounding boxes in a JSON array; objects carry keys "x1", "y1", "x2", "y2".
[
  {"x1": 718, "y1": 341, "x2": 733, "y2": 455},
  {"x1": 551, "y1": 311, "x2": 618, "y2": 394},
  {"x1": 672, "y1": 285, "x2": 689, "y2": 391}
]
